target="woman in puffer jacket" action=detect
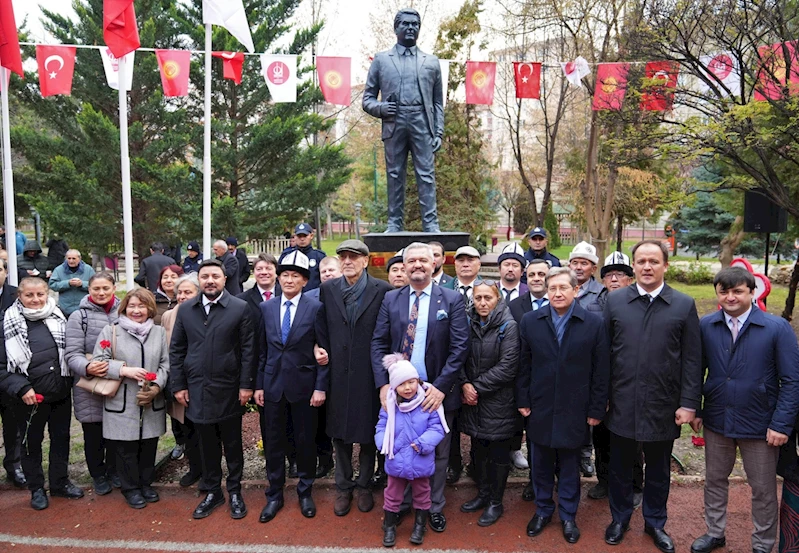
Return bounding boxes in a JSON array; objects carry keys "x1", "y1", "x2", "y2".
[
  {"x1": 64, "y1": 272, "x2": 120, "y2": 495},
  {"x1": 153, "y1": 264, "x2": 183, "y2": 325},
  {"x1": 459, "y1": 280, "x2": 520, "y2": 527}
]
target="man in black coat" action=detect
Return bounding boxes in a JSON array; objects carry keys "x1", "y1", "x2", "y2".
[
  {"x1": 213, "y1": 240, "x2": 241, "y2": 296},
  {"x1": 226, "y1": 237, "x2": 251, "y2": 289},
  {"x1": 0, "y1": 260, "x2": 24, "y2": 488},
  {"x1": 133, "y1": 242, "x2": 174, "y2": 292},
  {"x1": 317, "y1": 240, "x2": 392, "y2": 517},
  {"x1": 603, "y1": 240, "x2": 702, "y2": 553},
  {"x1": 517, "y1": 267, "x2": 609, "y2": 544},
  {"x1": 170, "y1": 259, "x2": 255, "y2": 521}
]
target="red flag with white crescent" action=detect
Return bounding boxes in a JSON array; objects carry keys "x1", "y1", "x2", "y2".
[
  {"x1": 0, "y1": 0, "x2": 23, "y2": 77},
  {"x1": 513, "y1": 62, "x2": 541, "y2": 99},
  {"x1": 156, "y1": 50, "x2": 190, "y2": 97},
  {"x1": 212, "y1": 51, "x2": 244, "y2": 85},
  {"x1": 317, "y1": 57, "x2": 351, "y2": 106},
  {"x1": 640, "y1": 61, "x2": 679, "y2": 111},
  {"x1": 36, "y1": 45, "x2": 76, "y2": 97},
  {"x1": 466, "y1": 61, "x2": 496, "y2": 105}
]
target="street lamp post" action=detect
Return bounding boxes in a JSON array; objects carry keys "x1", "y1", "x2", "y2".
[{"x1": 355, "y1": 203, "x2": 362, "y2": 240}]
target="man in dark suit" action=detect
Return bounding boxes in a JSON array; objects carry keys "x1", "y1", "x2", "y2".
[
  {"x1": 213, "y1": 240, "x2": 241, "y2": 296},
  {"x1": 317, "y1": 240, "x2": 392, "y2": 517},
  {"x1": 237, "y1": 253, "x2": 280, "y2": 323},
  {"x1": 226, "y1": 237, "x2": 251, "y2": 289},
  {"x1": 362, "y1": 9, "x2": 444, "y2": 233},
  {"x1": 0, "y1": 259, "x2": 24, "y2": 488},
  {"x1": 497, "y1": 243, "x2": 529, "y2": 305},
  {"x1": 134, "y1": 242, "x2": 174, "y2": 292},
  {"x1": 371, "y1": 242, "x2": 469, "y2": 533},
  {"x1": 255, "y1": 251, "x2": 327, "y2": 524},
  {"x1": 429, "y1": 242, "x2": 452, "y2": 287},
  {"x1": 603, "y1": 240, "x2": 702, "y2": 553},
  {"x1": 517, "y1": 267, "x2": 610, "y2": 544},
  {"x1": 170, "y1": 259, "x2": 255, "y2": 521}
]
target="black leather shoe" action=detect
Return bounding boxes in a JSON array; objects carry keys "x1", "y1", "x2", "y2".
[
  {"x1": 580, "y1": 457, "x2": 595, "y2": 477},
  {"x1": 110, "y1": 474, "x2": 122, "y2": 488},
  {"x1": 428, "y1": 511, "x2": 446, "y2": 532},
  {"x1": 588, "y1": 482, "x2": 608, "y2": 499},
  {"x1": 229, "y1": 492, "x2": 247, "y2": 519},
  {"x1": 179, "y1": 470, "x2": 201, "y2": 487},
  {"x1": 30, "y1": 488, "x2": 48, "y2": 510},
  {"x1": 645, "y1": 525, "x2": 675, "y2": 553},
  {"x1": 92, "y1": 475, "x2": 112, "y2": 496},
  {"x1": 562, "y1": 520, "x2": 581, "y2": 544},
  {"x1": 446, "y1": 466, "x2": 461, "y2": 484},
  {"x1": 287, "y1": 461, "x2": 298, "y2": 478},
  {"x1": 142, "y1": 486, "x2": 159, "y2": 503},
  {"x1": 315, "y1": 455, "x2": 333, "y2": 478},
  {"x1": 605, "y1": 521, "x2": 629, "y2": 545},
  {"x1": 299, "y1": 495, "x2": 316, "y2": 518},
  {"x1": 124, "y1": 491, "x2": 147, "y2": 509},
  {"x1": 259, "y1": 498, "x2": 284, "y2": 523},
  {"x1": 50, "y1": 482, "x2": 85, "y2": 499},
  {"x1": 193, "y1": 492, "x2": 225, "y2": 519},
  {"x1": 7, "y1": 467, "x2": 26, "y2": 488},
  {"x1": 526, "y1": 514, "x2": 552, "y2": 537},
  {"x1": 690, "y1": 534, "x2": 726, "y2": 553},
  {"x1": 521, "y1": 481, "x2": 534, "y2": 501}
]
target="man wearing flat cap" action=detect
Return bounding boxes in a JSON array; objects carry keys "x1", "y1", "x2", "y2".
[
  {"x1": 442, "y1": 246, "x2": 481, "y2": 305},
  {"x1": 279, "y1": 223, "x2": 327, "y2": 291},
  {"x1": 316, "y1": 240, "x2": 393, "y2": 516}
]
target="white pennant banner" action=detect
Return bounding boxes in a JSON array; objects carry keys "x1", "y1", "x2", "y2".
[
  {"x1": 99, "y1": 48, "x2": 135, "y2": 91},
  {"x1": 261, "y1": 54, "x2": 297, "y2": 103}
]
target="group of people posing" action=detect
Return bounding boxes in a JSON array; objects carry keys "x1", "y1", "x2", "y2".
[{"x1": 0, "y1": 223, "x2": 797, "y2": 553}]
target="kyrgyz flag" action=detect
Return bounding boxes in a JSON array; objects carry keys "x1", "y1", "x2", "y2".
[
  {"x1": 513, "y1": 62, "x2": 541, "y2": 99},
  {"x1": 0, "y1": 0, "x2": 23, "y2": 77},
  {"x1": 466, "y1": 61, "x2": 496, "y2": 105},
  {"x1": 754, "y1": 41, "x2": 799, "y2": 101},
  {"x1": 156, "y1": 50, "x2": 190, "y2": 97},
  {"x1": 103, "y1": 0, "x2": 140, "y2": 59},
  {"x1": 640, "y1": 61, "x2": 679, "y2": 111},
  {"x1": 36, "y1": 45, "x2": 76, "y2": 97},
  {"x1": 317, "y1": 56, "x2": 351, "y2": 106},
  {"x1": 592, "y1": 63, "x2": 629, "y2": 111},
  {"x1": 212, "y1": 51, "x2": 244, "y2": 85}
]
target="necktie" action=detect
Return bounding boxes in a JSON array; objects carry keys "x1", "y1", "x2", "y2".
[
  {"x1": 401, "y1": 291, "x2": 421, "y2": 359},
  {"x1": 281, "y1": 301, "x2": 292, "y2": 344},
  {"x1": 264, "y1": 290, "x2": 272, "y2": 301},
  {"x1": 731, "y1": 317, "x2": 739, "y2": 343},
  {"x1": 648, "y1": 294, "x2": 654, "y2": 302},
  {"x1": 460, "y1": 285, "x2": 471, "y2": 298},
  {"x1": 503, "y1": 288, "x2": 512, "y2": 303}
]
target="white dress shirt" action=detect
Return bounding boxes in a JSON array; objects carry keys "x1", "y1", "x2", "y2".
[
  {"x1": 280, "y1": 293, "x2": 301, "y2": 327},
  {"x1": 202, "y1": 291, "x2": 225, "y2": 315}
]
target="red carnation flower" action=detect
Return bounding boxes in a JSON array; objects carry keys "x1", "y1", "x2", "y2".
[
  {"x1": 34, "y1": 394, "x2": 44, "y2": 403},
  {"x1": 145, "y1": 373, "x2": 157, "y2": 382},
  {"x1": 692, "y1": 436, "x2": 705, "y2": 447},
  {"x1": 100, "y1": 340, "x2": 111, "y2": 349}
]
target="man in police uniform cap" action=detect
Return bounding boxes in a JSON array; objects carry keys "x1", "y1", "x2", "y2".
[
  {"x1": 279, "y1": 223, "x2": 326, "y2": 291},
  {"x1": 524, "y1": 228, "x2": 561, "y2": 267}
]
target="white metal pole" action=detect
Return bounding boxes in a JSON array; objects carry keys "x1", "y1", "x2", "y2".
[
  {"x1": 1, "y1": 67, "x2": 18, "y2": 285},
  {"x1": 203, "y1": 24, "x2": 212, "y2": 260},
  {"x1": 118, "y1": 56, "x2": 135, "y2": 291}
]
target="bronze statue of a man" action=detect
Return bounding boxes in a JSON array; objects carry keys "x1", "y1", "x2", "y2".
[{"x1": 363, "y1": 8, "x2": 444, "y2": 233}]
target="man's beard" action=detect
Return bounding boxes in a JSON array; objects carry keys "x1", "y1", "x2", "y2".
[{"x1": 203, "y1": 287, "x2": 222, "y2": 300}]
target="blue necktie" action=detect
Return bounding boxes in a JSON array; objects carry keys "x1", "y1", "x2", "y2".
[{"x1": 281, "y1": 301, "x2": 292, "y2": 344}]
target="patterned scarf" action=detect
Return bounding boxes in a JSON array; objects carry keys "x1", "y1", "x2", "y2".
[
  {"x1": 117, "y1": 315, "x2": 154, "y2": 343},
  {"x1": 4, "y1": 297, "x2": 69, "y2": 376}
]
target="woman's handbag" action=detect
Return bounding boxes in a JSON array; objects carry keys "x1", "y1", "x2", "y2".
[{"x1": 75, "y1": 325, "x2": 123, "y2": 398}]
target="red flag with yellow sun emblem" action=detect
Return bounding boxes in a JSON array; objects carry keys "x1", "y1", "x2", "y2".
[
  {"x1": 156, "y1": 50, "x2": 190, "y2": 97},
  {"x1": 754, "y1": 41, "x2": 799, "y2": 101},
  {"x1": 592, "y1": 63, "x2": 629, "y2": 111},
  {"x1": 465, "y1": 61, "x2": 496, "y2": 105},
  {"x1": 317, "y1": 57, "x2": 351, "y2": 106}
]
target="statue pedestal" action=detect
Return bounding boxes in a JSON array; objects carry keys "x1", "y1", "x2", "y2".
[{"x1": 364, "y1": 231, "x2": 470, "y2": 281}]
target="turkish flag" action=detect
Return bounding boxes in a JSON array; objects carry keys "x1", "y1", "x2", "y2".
[
  {"x1": 592, "y1": 63, "x2": 629, "y2": 111},
  {"x1": 640, "y1": 61, "x2": 679, "y2": 111},
  {"x1": 212, "y1": 51, "x2": 244, "y2": 85},
  {"x1": 466, "y1": 61, "x2": 496, "y2": 105},
  {"x1": 513, "y1": 62, "x2": 541, "y2": 99},
  {"x1": 317, "y1": 56, "x2": 351, "y2": 106},
  {"x1": 0, "y1": 0, "x2": 22, "y2": 77},
  {"x1": 156, "y1": 50, "x2": 190, "y2": 97},
  {"x1": 36, "y1": 46, "x2": 76, "y2": 97},
  {"x1": 754, "y1": 41, "x2": 799, "y2": 101},
  {"x1": 103, "y1": 0, "x2": 140, "y2": 59}
]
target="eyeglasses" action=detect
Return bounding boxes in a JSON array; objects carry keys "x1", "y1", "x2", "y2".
[
  {"x1": 473, "y1": 279, "x2": 497, "y2": 287},
  {"x1": 604, "y1": 271, "x2": 630, "y2": 280}
]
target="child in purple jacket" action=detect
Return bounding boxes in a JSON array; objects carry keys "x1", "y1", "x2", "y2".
[{"x1": 375, "y1": 354, "x2": 448, "y2": 547}]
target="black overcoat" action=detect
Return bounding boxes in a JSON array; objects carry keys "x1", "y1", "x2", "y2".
[
  {"x1": 603, "y1": 284, "x2": 702, "y2": 442},
  {"x1": 169, "y1": 291, "x2": 255, "y2": 424},
  {"x1": 318, "y1": 274, "x2": 392, "y2": 444}
]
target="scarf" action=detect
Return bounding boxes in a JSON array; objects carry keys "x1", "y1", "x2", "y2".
[
  {"x1": 380, "y1": 382, "x2": 449, "y2": 459},
  {"x1": 551, "y1": 302, "x2": 575, "y2": 345},
  {"x1": 4, "y1": 297, "x2": 69, "y2": 377},
  {"x1": 89, "y1": 296, "x2": 117, "y2": 315},
  {"x1": 117, "y1": 315, "x2": 154, "y2": 343},
  {"x1": 62, "y1": 260, "x2": 86, "y2": 275},
  {"x1": 340, "y1": 271, "x2": 367, "y2": 326}
]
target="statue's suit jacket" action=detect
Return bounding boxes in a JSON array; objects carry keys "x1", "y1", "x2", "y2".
[{"x1": 362, "y1": 45, "x2": 444, "y2": 142}]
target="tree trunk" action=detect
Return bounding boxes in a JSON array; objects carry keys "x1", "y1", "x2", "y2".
[
  {"x1": 719, "y1": 215, "x2": 745, "y2": 268},
  {"x1": 782, "y1": 258, "x2": 799, "y2": 322},
  {"x1": 616, "y1": 214, "x2": 623, "y2": 252}
]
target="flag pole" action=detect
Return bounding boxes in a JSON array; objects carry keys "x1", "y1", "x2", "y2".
[
  {"x1": 202, "y1": 23, "x2": 212, "y2": 259},
  {"x1": 1, "y1": 67, "x2": 18, "y2": 285},
  {"x1": 118, "y1": 56, "x2": 135, "y2": 291}
]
